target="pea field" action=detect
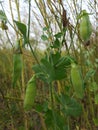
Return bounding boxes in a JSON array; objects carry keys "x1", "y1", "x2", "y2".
[{"x1": 0, "y1": 0, "x2": 98, "y2": 130}]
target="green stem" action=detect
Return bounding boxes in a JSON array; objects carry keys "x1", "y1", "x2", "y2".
[
  {"x1": 49, "y1": 82, "x2": 57, "y2": 130},
  {"x1": 82, "y1": 104, "x2": 92, "y2": 130},
  {"x1": 27, "y1": 0, "x2": 40, "y2": 65},
  {"x1": 33, "y1": 109, "x2": 47, "y2": 130},
  {"x1": 67, "y1": 117, "x2": 70, "y2": 130},
  {"x1": 9, "y1": 0, "x2": 19, "y2": 38},
  {"x1": 28, "y1": 41, "x2": 40, "y2": 65},
  {"x1": 28, "y1": 0, "x2": 31, "y2": 40},
  {"x1": 3, "y1": 96, "x2": 23, "y2": 101},
  {"x1": 87, "y1": 88, "x2": 95, "y2": 118},
  {"x1": 5, "y1": 30, "x2": 13, "y2": 47},
  {"x1": 15, "y1": 0, "x2": 21, "y2": 22},
  {"x1": 49, "y1": 82, "x2": 54, "y2": 108}
]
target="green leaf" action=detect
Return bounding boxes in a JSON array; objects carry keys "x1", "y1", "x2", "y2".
[
  {"x1": 34, "y1": 101, "x2": 48, "y2": 113},
  {"x1": 55, "y1": 55, "x2": 72, "y2": 68},
  {"x1": 41, "y1": 34, "x2": 48, "y2": 41},
  {"x1": 51, "y1": 38, "x2": 60, "y2": 48},
  {"x1": 41, "y1": 56, "x2": 67, "y2": 81},
  {"x1": 54, "y1": 66, "x2": 67, "y2": 80},
  {"x1": 54, "y1": 111, "x2": 67, "y2": 130},
  {"x1": 32, "y1": 64, "x2": 42, "y2": 74},
  {"x1": 18, "y1": 126, "x2": 25, "y2": 130},
  {"x1": 93, "y1": 118, "x2": 98, "y2": 126},
  {"x1": 33, "y1": 55, "x2": 72, "y2": 82},
  {"x1": 14, "y1": 20, "x2": 27, "y2": 38},
  {"x1": 55, "y1": 56, "x2": 68, "y2": 67},
  {"x1": 84, "y1": 69, "x2": 95, "y2": 82},
  {"x1": 54, "y1": 32, "x2": 63, "y2": 38},
  {"x1": 45, "y1": 109, "x2": 67, "y2": 130},
  {"x1": 41, "y1": 58, "x2": 55, "y2": 82},
  {"x1": 33, "y1": 59, "x2": 55, "y2": 83},
  {"x1": 0, "y1": 10, "x2": 7, "y2": 21},
  {"x1": 49, "y1": 51, "x2": 61, "y2": 66},
  {"x1": 35, "y1": 104, "x2": 43, "y2": 113},
  {"x1": 32, "y1": 64, "x2": 47, "y2": 82},
  {"x1": 43, "y1": 27, "x2": 49, "y2": 31},
  {"x1": 56, "y1": 94, "x2": 82, "y2": 117},
  {"x1": 53, "y1": 56, "x2": 72, "y2": 80},
  {"x1": 89, "y1": 82, "x2": 98, "y2": 92},
  {"x1": 45, "y1": 109, "x2": 54, "y2": 129},
  {"x1": 94, "y1": 94, "x2": 98, "y2": 104}
]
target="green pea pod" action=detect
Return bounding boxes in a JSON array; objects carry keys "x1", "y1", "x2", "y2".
[
  {"x1": 71, "y1": 63, "x2": 84, "y2": 99},
  {"x1": 24, "y1": 75, "x2": 36, "y2": 111},
  {"x1": 79, "y1": 10, "x2": 92, "y2": 42},
  {"x1": 12, "y1": 53, "x2": 23, "y2": 87}
]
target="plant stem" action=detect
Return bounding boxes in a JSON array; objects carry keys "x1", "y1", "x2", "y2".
[
  {"x1": 28, "y1": 0, "x2": 31, "y2": 40},
  {"x1": 5, "y1": 30, "x2": 13, "y2": 47},
  {"x1": 2, "y1": 96, "x2": 22, "y2": 101},
  {"x1": 27, "y1": 0, "x2": 40, "y2": 65},
  {"x1": 49, "y1": 82, "x2": 57, "y2": 130},
  {"x1": 39, "y1": 113, "x2": 47, "y2": 130},
  {"x1": 28, "y1": 41, "x2": 40, "y2": 64},
  {"x1": 82, "y1": 104, "x2": 92, "y2": 130},
  {"x1": 15, "y1": 0, "x2": 21, "y2": 22},
  {"x1": 9, "y1": 0, "x2": 18, "y2": 38}
]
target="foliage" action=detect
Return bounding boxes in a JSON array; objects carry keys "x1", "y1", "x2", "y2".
[{"x1": 0, "y1": 0, "x2": 98, "y2": 130}]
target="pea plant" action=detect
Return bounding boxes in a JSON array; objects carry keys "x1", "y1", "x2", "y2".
[{"x1": 0, "y1": 0, "x2": 98, "y2": 130}]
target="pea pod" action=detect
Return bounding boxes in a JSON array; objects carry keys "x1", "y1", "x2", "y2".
[
  {"x1": 71, "y1": 63, "x2": 84, "y2": 99},
  {"x1": 79, "y1": 10, "x2": 92, "y2": 42},
  {"x1": 24, "y1": 75, "x2": 36, "y2": 111},
  {"x1": 12, "y1": 53, "x2": 23, "y2": 87}
]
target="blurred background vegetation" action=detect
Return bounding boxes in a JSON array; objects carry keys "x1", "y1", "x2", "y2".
[{"x1": 0, "y1": 0, "x2": 98, "y2": 130}]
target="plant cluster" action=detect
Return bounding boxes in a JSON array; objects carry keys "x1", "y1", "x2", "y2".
[{"x1": 0, "y1": 0, "x2": 98, "y2": 130}]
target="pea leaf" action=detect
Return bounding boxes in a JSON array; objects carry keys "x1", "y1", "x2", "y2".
[
  {"x1": 32, "y1": 59, "x2": 55, "y2": 83},
  {"x1": 0, "y1": 10, "x2": 7, "y2": 21},
  {"x1": 45, "y1": 109, "x2": 68, "y2": 130},
  {"x1": 41, "y1": 34, "x2": 48, "y2": 41},
  {"x1": 14, "y1": 20, "x2": 27, "y2": 38},
  {"x1": 54, "y1": 32, "x2": 63, "y2": 38},
  {"x1": 95, "y1": 94, "x2": 98, "y2": 104},
  {"x1": 51, "y1": 38, "x2": 60, "y2": 48},
  {"x1": 56, "y1": 94, "x2": 82, "y2": 117},
  {"x1": 33, "y1": 55, "x2": 72, "y2": 82},
  {"x1": 43, "y1": 27, "x2": 49, "y2": 31}
]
